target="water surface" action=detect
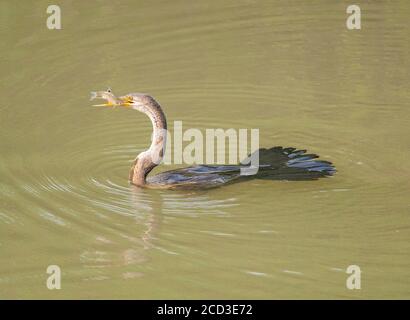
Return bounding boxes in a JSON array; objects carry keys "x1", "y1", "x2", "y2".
[{"x1": 0, "y1": 0, "x2": 409, "y2": 299}]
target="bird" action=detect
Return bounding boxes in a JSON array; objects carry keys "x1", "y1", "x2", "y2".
[{"x1": 90, "y1": 88, "x2": 336, "y2": 190}]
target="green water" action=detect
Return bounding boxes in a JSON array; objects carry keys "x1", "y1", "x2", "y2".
[{"x1": 0, "y1": 1, "x2": 409, "y2": 299}]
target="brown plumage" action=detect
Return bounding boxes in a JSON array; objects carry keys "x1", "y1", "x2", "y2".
[{"x1": 90, "y1": 89, "x2": 336, "y2": 190}]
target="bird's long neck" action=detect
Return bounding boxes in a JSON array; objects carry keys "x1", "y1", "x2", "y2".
[{"x1": 130, "y1": 99, "x2": 167, "y2": 186}]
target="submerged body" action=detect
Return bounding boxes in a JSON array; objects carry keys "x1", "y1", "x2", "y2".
[
  {"x1": 146, "y1": 147, "x2": 334, "y2": 190},
  {"x1": 90, "y1": 89, "x2": 335, "y2": 190}
]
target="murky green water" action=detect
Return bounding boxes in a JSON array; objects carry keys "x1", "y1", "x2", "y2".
[{"x1": 1, "y1": 1, "x2": 409, "y2": 299}]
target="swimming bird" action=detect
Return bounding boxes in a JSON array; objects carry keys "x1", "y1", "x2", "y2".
[{"x1": 90, "y1": 89, "x2": 335, "y2": 190}]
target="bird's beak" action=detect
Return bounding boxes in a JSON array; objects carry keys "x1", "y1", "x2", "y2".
[
  {"x1": 90, "y1": 91, "x2": 134, "y2": 108},
  {"x1": 116, "y1": 96, "x2": 134, "y2": 108},
  {"x1": 90, "y1": 91, "x2": 121, "y2": 107},
  {"x1": 92, "y1": 102, "x2": 115, "y2": 107}
]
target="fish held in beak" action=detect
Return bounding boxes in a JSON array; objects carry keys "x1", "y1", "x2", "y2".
[{"x1": 90, "y1": 88, "x2": 118, "y2": 107}]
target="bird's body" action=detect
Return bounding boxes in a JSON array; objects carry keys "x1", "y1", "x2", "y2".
[
  {"x1": 90, "y1": 89, "x2": 335, "y2": 190},
  {"x1": 146, "y1": 165, "x2": 241, "y2": 190}
]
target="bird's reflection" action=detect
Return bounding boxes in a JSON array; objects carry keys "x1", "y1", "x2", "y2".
[
  {"x1": 80, "y1": 184, "x2": 237, "y2": 281},
  {"x1": 129, "y1": 185, "x2": 160, "y2": 250}
]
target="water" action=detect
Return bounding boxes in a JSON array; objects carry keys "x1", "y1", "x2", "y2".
[{"x1": 1, "y1": 0, "x2": 409, "y2": 299}]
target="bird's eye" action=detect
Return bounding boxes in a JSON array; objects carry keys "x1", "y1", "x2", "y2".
[{"x1": 107, "y1": 88, "x2": 111, "y2": 93}]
